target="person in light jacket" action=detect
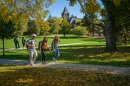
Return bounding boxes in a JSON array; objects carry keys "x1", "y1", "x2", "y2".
[{"x1": 26, "y1": 34, "x2": 37, "y2": 66}]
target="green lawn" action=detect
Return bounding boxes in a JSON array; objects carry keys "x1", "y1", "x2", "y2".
[
  {"x1": 1, "y1": 35, "x2": 130, "y2": 67},
  {"x1": 1, "y1": 35, "x2": 130, "y2": 85},
  {"x1": 0, "y1": 35, "x2": 105, "y2": 49},
  {"x1": 0, "y1": 65, "x2": 130, "y2": 86},
  {"x1": 1, "y1": 44, "x2": 130, "y2": 67}
]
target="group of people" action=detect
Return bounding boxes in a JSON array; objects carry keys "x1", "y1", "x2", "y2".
[
  {"x1": 14, "y1": 36, "x2": 26, "y2": 49},
  {"x1": 26, "y1": 34, "x2": 60, "y2": 66}
]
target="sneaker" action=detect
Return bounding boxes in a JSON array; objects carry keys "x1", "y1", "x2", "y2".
[
  {"x1": 31, "y1": 64, "x2": 35, "y2": 66},
  {"x1": 53, "y1": 58, "x2": 55, "y2": 61},
  {"x1": 42, "y1": 62, "x2": 47, "y2": 64},
  {"x1": 55, "y1": 61, "x2": 58, "y2": 63},
  {"x1": 33, "y1": 64, "x2": 36, "y2": 66}
]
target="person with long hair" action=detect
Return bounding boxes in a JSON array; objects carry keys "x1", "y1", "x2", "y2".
[
  {"x1": 52, "y1": 35, "x2": 60, "y2": 63},
  {"x1": 40, "y1": 37, "x2": 50, "y2": 64}
]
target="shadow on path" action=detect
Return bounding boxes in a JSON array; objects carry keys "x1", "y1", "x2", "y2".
[{"x1": 0, "y1": 58, "x2": 130, "y2": 75}]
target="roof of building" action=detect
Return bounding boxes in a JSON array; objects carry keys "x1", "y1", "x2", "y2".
[
  {"x1": 62, "y1": 6, "x2": 69, "y2": 14},
  {"x1": 69, "y1": 17, "x2": 81, "y2": 24},
  {"x1": 61, "y1": 6, "x2": 82, "y2": 25}
]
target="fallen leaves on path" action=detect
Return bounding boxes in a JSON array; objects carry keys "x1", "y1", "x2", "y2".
[{"x1": 0, "y1": 65, "x2": 130, "y2": 86}]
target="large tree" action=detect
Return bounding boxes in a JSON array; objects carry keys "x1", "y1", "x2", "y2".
[
  {"x1": 68, "y1": 0, "x2": 129, "y2": 52},
  {"x1": 26, "y1": 20, "x2": 50, "y2": 36},
  {"x1": 101, "y1": 0, "x2": 117, "y2": 51},
  {"x1": 40, "y1": 21, "x2": 50, "y2": 35},
  {"x1": 0, "y1": 20, "x2": 15, "y2": 55},
  {"x1": 0, "y1": 0, "x2": 56, "y2": 55},
  {"x1": 84, "y1": 13, "x2": 100, "y2": 37},
  {"x1": 48, "y1": 17, "x2": 62, "y2": 34},
  {"x1": 27, "y1": 20, "x2": 40, "y2": 35},
  {"x1": 100, "y1": 0, "x2": 130, "y2": 51},
  {"x1": 60, "y1": 19, "x2": 71, "y2": 37},
  {"x1": 114, "y1": 0, "x2": 130, "y2": 45}
]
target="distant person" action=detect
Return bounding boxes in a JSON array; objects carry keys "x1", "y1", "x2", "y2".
[
  {"x1": 22, "y1": 37, "x2": 26, "y2": 48},
  {"x1": 52, "y1": 35, "x2": 60, "y2": 63},
  {"x1": 14, "y1": 36, "x2": 20, "y2": 49},
  {"x1": 40, "y1": 37, "x2": 51, "y2": 64},
  {"x1": 26, "y1": 34, "x2": 37, "y2": 66}
]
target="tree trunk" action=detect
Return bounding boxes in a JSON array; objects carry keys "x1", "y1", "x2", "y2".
[
  {"x1": 124, "y1": 34, "x2": 127, "y2": 45},
  {"x1": 2, "y1": 38, "x2": 5, "y2": 55},
  {"x1": 64, "y1": 33, "x2": 66, "y2": 37},
  {"x1": 105, "y1": 21, "x2": 117, "y2": 51},
  {"x1": 92, "y1": 23, "x2": 95, "y2": 37},
  {"x1": 102, "y1": 0, "x2": 117, "y2": 52}
]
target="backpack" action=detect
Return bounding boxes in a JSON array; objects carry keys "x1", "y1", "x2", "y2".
[{"x1": 38, "y1": 41, "x2": 42, "y2": 49}]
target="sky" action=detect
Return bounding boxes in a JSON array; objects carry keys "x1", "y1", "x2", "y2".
[
  {"x1": 46, "y1": 0, "x2": 85, "y2": 19},
  {"x1": 46, "y1": 0, "x2": 103, "y2": 19}
]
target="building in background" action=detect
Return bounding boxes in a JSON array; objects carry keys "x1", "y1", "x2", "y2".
[{"x1": 61, "y1": 6, "x2": 82, "y2": 28}]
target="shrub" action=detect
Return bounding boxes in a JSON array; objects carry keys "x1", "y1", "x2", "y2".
[{"x1": 71, "y1": 27, "x2": 87, "y2": 36}]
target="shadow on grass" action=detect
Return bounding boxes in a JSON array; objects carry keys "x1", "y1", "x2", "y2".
[
  {"x1": 0, "y1": 49, "x2": 53, "y2": 63},
  {"x1": 0, "y1": 45, "x2": 130, "y2": 67},
  {"x1": 58, "y1": 45, "x2": 130, "y2": 67},
  {"x1": 0, "y1": 65, "x2": 130, "y2": 86}
]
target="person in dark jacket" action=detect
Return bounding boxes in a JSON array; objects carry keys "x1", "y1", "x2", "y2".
[
  {"x1": 22, "y1": 37, "x2": 26, "y2": 48},
  {"x1": 14, "y1": 36, "x2": 20, "y2": 49}
]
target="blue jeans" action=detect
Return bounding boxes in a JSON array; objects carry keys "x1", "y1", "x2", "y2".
[{"x1": 54, "y1": 46, "x2": 59, "y2": 61}]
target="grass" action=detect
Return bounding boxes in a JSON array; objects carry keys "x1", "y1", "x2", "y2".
[
  {"x1": 1, "y1": 35, "x2": 130, "y2": 85},
  {"x1": 0, "y1": 35, "x2": 105, "y2": 49},
  {"x1": 1, "y1": 44, "x2": 130, "y2": 67},
  {"x1": 0, "y1": 65, "x2": 130, "y2": 86},
  {"x1": 1, "y1": 35, "x2": 130, "y2": 67}
]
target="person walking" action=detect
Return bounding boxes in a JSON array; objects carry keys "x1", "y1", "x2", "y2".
[
  {"x1": 26, "y1": 34, "x2": 37, "y2": 66},
  {"x1": 14, "y1": 36, "x2": 20, "y2": 49},
  {"x1": 39, "y1": 37, "x2": 51, "y2": 64},
  {"x1": 22, "y1": 37, "x2": 26, "y2": 48},
  {"x1": 52, "y1": 35, "x2": 60, "y2": 63}
]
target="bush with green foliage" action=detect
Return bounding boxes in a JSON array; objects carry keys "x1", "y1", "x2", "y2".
[{"x1": 71, "y1": 27, "x2": 87, "y2": 36}]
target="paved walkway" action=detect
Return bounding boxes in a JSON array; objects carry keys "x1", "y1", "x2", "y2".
[
  {"x1": 0, "y1": 48, "x2": 26, "y2": 52},
  {"x1": 0, "y1": 42, "x2": 130, "y2": 75},
  {"x1": 0, "y1": 58, "x2": 130, "y2": 75},
  {"x1": 0, "y1": 42, "x2": 88, "y2": 52}
]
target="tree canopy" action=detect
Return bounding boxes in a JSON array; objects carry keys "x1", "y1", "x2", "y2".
[
  {"x1": 48, "y1": 17, "x2": 62, "y2": 34},
  {"x1": 60, "y1": 19, "x2": 71, "y2": 37},
  {"x1": 68, "y1": 0, "x2": 130, "y2": 52},
  {"x1": 0, "y1": 0, "x2": 56, "y2": 55}
]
